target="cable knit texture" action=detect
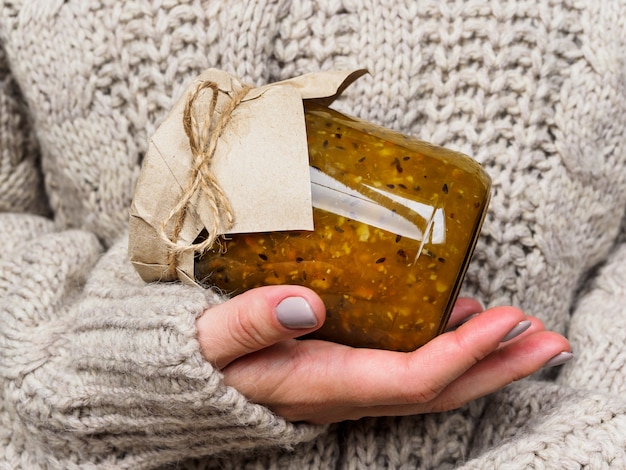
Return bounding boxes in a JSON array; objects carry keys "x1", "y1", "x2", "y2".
[{"x1": 1, "y1": 0, "x2": 626, "y2": 468}]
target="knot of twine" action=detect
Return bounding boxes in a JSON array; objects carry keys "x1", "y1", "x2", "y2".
[{"x1": 158, "y1": 80, "x2": 252, "y2": 277}]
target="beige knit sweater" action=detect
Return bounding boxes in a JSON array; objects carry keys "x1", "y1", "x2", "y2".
[{"x1": 2, "y1": 1, "x2": 626, "y2": 468}]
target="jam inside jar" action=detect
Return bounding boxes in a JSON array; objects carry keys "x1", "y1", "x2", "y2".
[{"x1": 196, "y1": 101, "x2": 491, "y2": 351}]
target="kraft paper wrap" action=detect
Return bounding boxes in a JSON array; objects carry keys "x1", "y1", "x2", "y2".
[{"x1": 128, "y1": 68, "x2": 367, "y2": 284}]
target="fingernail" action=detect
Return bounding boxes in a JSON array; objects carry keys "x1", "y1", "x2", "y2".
[
  {"x1": 276, "y1": 297, "x2": 318, "y2": 329},
  {"x1": 543, "y1": 351, "x2": 574, "y2": 368},
  {"x1": 501, "y1": 320, "x2": 532, "y2": 342}
]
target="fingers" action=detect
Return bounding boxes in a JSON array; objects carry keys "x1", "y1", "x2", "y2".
[
  {"x1": 432, "y1": 329, "x2": 571, "y2": 409},
  {"x1": 221, "y1": 304, "x2": 572, "y2": 424},
  {"x1": 333, "y1": 314, "x2": 569, "y2": 420},
  {"x1": 360, "y1": 328, "x2": 572, "y2": 419},
  {"x1": 332, "y1": 306, "x2": 528, "y2": 406},
  {"x1": 196, "y1": 286, "x2": 325, "y2": 369},
  {"x1": 310, "y1": 312, "x2": 569, "y2": 422},
  {"x1": 275, "y1": 307, "x2": 530, "y2": 414}
]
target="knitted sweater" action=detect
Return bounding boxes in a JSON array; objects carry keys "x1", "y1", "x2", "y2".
[{"x1": 1, "y1": 0, "x2": 626, "y2": 468}]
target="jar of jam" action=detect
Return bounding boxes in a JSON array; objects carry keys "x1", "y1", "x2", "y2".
[{"x1": 196, "y1": 101, "x2": 491, "y2": 351}]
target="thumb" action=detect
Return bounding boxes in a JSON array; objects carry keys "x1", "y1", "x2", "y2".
[{"x1": 196, "y1": 285, "x2": 326, "y2": 369}]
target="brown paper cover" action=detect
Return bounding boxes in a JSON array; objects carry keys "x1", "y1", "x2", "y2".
[{"x1": 128, "y1": 68, "x2": 367, "y2": 284}]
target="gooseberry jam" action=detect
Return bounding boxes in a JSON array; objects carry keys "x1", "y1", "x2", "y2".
[{"x1": 196, "y1": 101, "x2": 491, "y2": 351}]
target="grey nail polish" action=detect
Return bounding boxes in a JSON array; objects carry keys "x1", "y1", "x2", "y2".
[
  {"x1": 276, "y1": 297, "x2": 318, "y2": 329},
  {"x1": 501, "y1": 320, "x2": 532, "y2": 342},
  {"x1": 543, "y1": 351, "x2": 574, "y2": 368}
]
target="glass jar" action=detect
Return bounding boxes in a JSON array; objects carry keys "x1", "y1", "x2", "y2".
[{"x1": 196, "y1": 101, "x2": 491, "y2": 351}]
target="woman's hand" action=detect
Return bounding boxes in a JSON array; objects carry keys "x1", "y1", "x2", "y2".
[{"x1": 195, "y1": 286, "x2": 571, "y2": 424}]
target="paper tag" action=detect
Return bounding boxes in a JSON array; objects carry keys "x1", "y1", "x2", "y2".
[
  {"x1": 129, "y1": 68, "x2": 368, "y2": 284},
  {"x1": 214, "y1": 83, "x2": 313, "y2": 234}
]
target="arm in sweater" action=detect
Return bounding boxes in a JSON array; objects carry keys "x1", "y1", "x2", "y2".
[{"x1": 0, "y1": 45, "x2": 324, "y2": 470}]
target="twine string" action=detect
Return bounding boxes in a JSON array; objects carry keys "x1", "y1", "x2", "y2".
[{"x1": 158, "y1": 80, "x2": 252, "y2": 277}]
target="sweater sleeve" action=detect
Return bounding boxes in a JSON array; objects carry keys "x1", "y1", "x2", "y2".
[
  {"x1": 461, "y1": 226, "x2": 626, "y2": 468},
  {"x1": 0, "y1": 41, "x2": 49, "y2": 217},
  {"x1": 0, "y1": 49, "x2": 325, "y2": 459},
  {"x1": 0, "y1": 217, "x2": 325, "y2": 469},
  {"x1": 556, "y1": 238, "x2": 626, "y2": 394}
]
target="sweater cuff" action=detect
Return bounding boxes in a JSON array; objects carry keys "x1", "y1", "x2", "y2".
[
  {"x1": 464, "y1": 381, "x2": 626, "y2": 468},
  {"x1": 556, "y1": 242, "x2": 626, "y2": 393},
  {"x1": 2, "y1": 228, "x2": 325, "y2": 468}
]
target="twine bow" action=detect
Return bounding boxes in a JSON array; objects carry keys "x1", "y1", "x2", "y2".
[{"x1": 158, "y1": 80, "x2": 252, "y2": 278}]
